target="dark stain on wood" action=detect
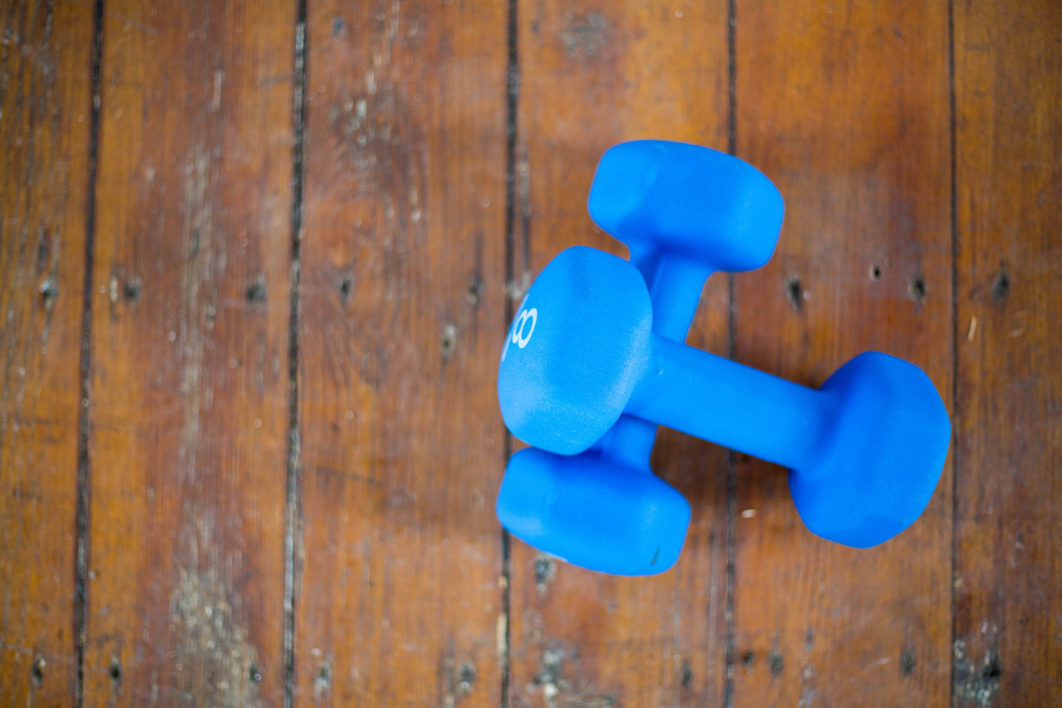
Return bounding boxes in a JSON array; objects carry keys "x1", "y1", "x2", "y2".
[{"x1": 559, "y1": 12, "x2": 609, "y2": 58}]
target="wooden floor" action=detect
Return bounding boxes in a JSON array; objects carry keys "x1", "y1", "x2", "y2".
[{"x1": 1, "y1": 1, "x2": 1059, "y2": 705}]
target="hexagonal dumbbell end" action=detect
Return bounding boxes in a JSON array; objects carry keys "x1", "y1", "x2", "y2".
[
  {"x1": 497, "y1": 247, "x2": 950, "y2": 566},
  {"x1": 496, "y1": 447, "x2": 691, "y2": 575}
]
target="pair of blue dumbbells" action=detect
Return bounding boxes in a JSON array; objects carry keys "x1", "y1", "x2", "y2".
[{"x1": 495, "y1": 140, "x2": 951, "y2": 576}]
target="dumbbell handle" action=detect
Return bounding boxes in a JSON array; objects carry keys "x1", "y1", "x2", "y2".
[
  {"x1": 629, "y1": 246, "x2": 713, "y2": 341},
  {"x1": 589, "y1": 251, "x2": 714, "y2": 468},
  {"x1": 627, "y1": 335, "x2": 834, "y2": 470}
]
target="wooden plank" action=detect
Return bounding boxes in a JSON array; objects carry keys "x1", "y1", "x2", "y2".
[
  {"x1": 293, "y1": 3, "x2": 509, "y2": 704},
  {"x1": 731, "y1": 2, "x2": 953, "y2": 704},
  {"x1": 83, "y1": 1, "x2": 294, "y2": 703},
  {"x1": 509, "y1": 2, "x2": 731, "y2": 705},
  {"x1": 0, "y1": 0, "x2": 94, "y2": 702},
  {"x1": 953, "y1": 1, "x2": 1061, "y2": 704}
]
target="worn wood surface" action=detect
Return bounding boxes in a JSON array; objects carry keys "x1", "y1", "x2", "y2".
[
  {"x1": 952, "y1": 1, "x2": 1062, "y2": 704},
  {"x1": 731, "y1": 2, "x2": 955, "y2": 705},
  {"x1": 1, "y1": 0, "x2": 1059, "y2": 706},
  {"x1": 294, "y1": 2, "x2": 508, "y2": 705},
  {"x1": 83, "y1": 0, "x2": 295, "y2": 703},
  {"x1": 0, "y1": 1, "x2": 93, "y2": 702}
]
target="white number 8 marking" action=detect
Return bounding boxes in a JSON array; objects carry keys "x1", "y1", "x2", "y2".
[
  {"x1": 501, "y1": 306, "x2": 537, "y2": 362},
  {"x1": 512, "y1": 307, "x2": 537, "y2": 348}
]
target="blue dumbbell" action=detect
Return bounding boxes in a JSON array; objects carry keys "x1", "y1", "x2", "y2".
[
  {"x1": 497, "y1": 141, "x2": 787, "y2": 574},
  {"x1": 498, "y1": 247, "x2": 950, "y2": 574}
]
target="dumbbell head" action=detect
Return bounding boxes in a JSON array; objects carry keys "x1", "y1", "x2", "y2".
[
  {"x1": 498, "y1": 246, "x2": 653, "y2": 455},
  {"x1": 791, "y1": 352, "x2": 951, "y2": 548},
  {"x1": 589, "y1": 140, "x2": 784, "y2": 273},
  {"x1": 496, "y1": 447, "x2": 690, "y2": 575}
]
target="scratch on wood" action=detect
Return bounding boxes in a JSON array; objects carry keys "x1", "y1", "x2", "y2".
[
  {"x1": 210, "y1": 70, "x2": 224, "y2": 112},
  {"x1": 496, "y1": 613, "x2": 507, "y2": 658},
  {"x1": 178, "y1": 144, "x2": 214, "y2": 480}
]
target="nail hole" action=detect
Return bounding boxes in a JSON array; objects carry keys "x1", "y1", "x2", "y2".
[
  {"x1": 991, "y1": 269, "x2": 1010, "y2": 300},
  {"x1": 31, "y1": 655, "x2": 45, "y2": 686},
  {"x1": 249, "y1": 664, "x2": 262, "y2": 682},
  {"x1": 339, "y1": 273, "x2": 354, "y2": 303},
  {"x1": 39, "y1": 279, "x2": 58, "y2": 307},
  {"x1": 982, "y1": 656, "x2": 1002, "y2": 681},
  {"x1": 680, "y1": 659, "x2": 692, "y2": 688},
  {"x1": 785, "y1": 276, "x2": 803, "y2": 312},
  {"x1": 246, "y1": 277, "x2": 267, "y2": 303},
  {"x1": 901, "y1": 650, "x2": 916, "y2": 676},
  {"x1": 533, "y1": 555, "x2": 555, "y2": 590},
  {"x1": 768, "y1": 651, "x2": 784, "y2": 676},
  {"x1": 458, "y1": 661, "x2": 476, "y2": 693},
  {"x1": 908, "y1": 276, "x2": 926, "y2": 302},
  {"x1": 441, "y1": 322, "x2": 457, "y2": 361},
  {"x1": 742, "y1": 651, "x2": 756, "y2": 669},
  {"x1": 123, "y1": 278, "x2": 142, "y2": 302},
  {"x1": 110, "y1": 658, "x2": 122, "y2": 682},
  {"x1": 466, "y1": 277, "x2": 482, "y2": 306},
  {"x1": 869, "y1": 264, "x2": 882, "y2": 281},
  {"x1": 315, "y1": 662, "x2": 332, "y2": 694}
]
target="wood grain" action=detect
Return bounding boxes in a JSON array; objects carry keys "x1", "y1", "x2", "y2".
[
  {"x1": 953, "y1": 1, "x2": 1061, "y2": 704},
  {"x1": 731, "y1": 1, "x2": 953, "y2": 704},
  {"x1": 83, "y1": 1, "x2": 295, "y2": 703},
  {"x1": 293, "y1": 2, "x2": 509, "y2": 704},
  {"x1": 509, "y1": 2, "x2": 731, "y2": 705},
  {"x1": 0, "y1": 1, "x2": 93, "y2": 702},
  {"x1": 0, "y1": 2, "x2": 1058, "y2": 706}
]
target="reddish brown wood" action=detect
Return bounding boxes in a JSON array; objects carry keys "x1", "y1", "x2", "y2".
[
  {"x1": 731, "y1": 1, "x2": 954, "y2": 704},
  {"x1": 2, "y1": 2, "x2": 1059, "y2": 705},
  {"x1": 83, "y1": 1, "x2": 294, "y2": 703},
  {"x1": 508, "y1": 2, "x2": 731, "y2": 705},
  {"x1": 293, "y1": 2, "x2": 509, "y2": 704},
  {"x1": 953, "y1": 1, "x2": 1061, "y2": 704},
  {"x1": 0, "y1": 1, "x2": 93, "y2": 702}
]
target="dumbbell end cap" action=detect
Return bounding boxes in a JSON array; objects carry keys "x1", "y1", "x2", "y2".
[
  {"x1": 496, "y1": 447, "x2": 691, "y2": 575},
  {"x1": 790, "y1": 352, "x2": 951, "y2": 547},
  {"x1": 589, "y1": 140, "x2": 784, "y2": 272},
  {"x1": 497, "y1": 247, "x2": 653, "y2": 455}
]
